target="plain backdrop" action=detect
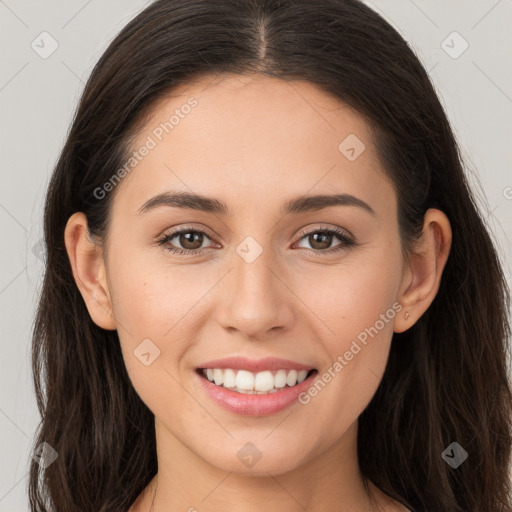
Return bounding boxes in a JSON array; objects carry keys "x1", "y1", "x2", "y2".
[{"x1": 1, "y1": 0, "x2": 511, "y2": 509}]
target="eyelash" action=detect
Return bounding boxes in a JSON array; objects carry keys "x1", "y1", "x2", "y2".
[{"x1": 157, "y1": 225, "x2": 356, "y2": 256}]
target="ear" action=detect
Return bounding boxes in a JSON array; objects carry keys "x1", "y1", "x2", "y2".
[
  {"x1": 64, "y1": 212, "x2": 117, "y2": 330},
  {"x1": 394, "y1": 208, "x2": 452, "y2": 333}
]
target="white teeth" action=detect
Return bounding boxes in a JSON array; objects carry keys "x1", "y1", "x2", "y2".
[
  {"x1": 297, "y1": 369, "x2": 308, "y2": 383},
  {"x1": 236, "y1": 370, "x2": 254, "y2": 390},
  {"x1": 254, "y1": 371, "x2": 274, "y2": 392},
  {"x1": 223, "y1": 368, "x2": 236, "y2": 388},
  {"x1": 201, "y1": 367, "x2": 313, "y2": 393},
  {"x1": 274, "y1": 369, "x2": 287, "y2": 388},
  {"x1": 286, "y1": 369, "x2": 298, "y2": 387},
  {"x1": 213, "y1": 368, "x2": 224, "y2": 386}
]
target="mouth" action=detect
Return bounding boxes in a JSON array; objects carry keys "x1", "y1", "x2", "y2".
[{"x1": 195, "y1": 367, "x2": 318, "y2": 395}]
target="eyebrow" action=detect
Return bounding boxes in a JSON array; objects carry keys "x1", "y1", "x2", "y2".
[{"x1": 138, "y1": 190, "x2": 376, "y2": 216}]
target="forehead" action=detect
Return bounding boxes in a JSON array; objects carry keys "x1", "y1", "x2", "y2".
[
  {"x1": 113, "y1": 73, "x2": 393, "y2": 217},
  {"x1": 139, "y1": 72, "x2": 374, "y2": 153}
]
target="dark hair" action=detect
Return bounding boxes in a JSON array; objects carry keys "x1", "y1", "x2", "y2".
[{"x1": 29, "y1": 0, "x2": 512, "y2": 511}]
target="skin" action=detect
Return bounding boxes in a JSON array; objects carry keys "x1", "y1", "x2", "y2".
[{"x1": 64, "y1": 73, "x2": 451, "y2": 512}]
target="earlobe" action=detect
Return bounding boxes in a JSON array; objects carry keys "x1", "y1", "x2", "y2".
[
  {"x1": 64, "y1": 212, "x2": 117, "y2": 330},
  {"x1": 394, "y1": 208, "x2": 452, "y2": 333}
]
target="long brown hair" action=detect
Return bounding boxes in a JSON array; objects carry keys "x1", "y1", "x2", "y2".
[{"x1": 29, "y1": 1, "x2": 512, "y2": 511}]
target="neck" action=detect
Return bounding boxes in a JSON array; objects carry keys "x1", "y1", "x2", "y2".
[{"x1": 130, "y1": 418, "x2": 399, "y2": 512}]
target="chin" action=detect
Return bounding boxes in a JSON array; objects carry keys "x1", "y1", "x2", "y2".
[{"x1": 199, "y1": 440, "x2": 308, "y2": 476}]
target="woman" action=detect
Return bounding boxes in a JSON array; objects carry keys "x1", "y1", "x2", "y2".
[{"x1": 29, "y1": 1, "x2": 512, "y2": 511}]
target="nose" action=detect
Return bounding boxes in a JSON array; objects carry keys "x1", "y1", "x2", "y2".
[{"x1": 216, "y1": 241, "x2": 295, "y2": 340}]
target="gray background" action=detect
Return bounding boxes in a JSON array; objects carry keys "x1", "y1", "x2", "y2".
[{"x1": 1, "y1": 0, "x2": 511, "y2": 509}]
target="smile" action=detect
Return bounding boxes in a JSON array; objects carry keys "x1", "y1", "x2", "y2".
[
  {"x1": 195, "y1": 366, "x2": 319, "y2": 416},
  {"x1": 198, "y1": 368, "x2": 315, "y2": 394}
]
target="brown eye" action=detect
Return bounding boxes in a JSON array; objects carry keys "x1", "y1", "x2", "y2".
[
  {"x1": 307, "y1": 232, "x2": 335, "y2": 250},
  {"x1": 158, "y1": 228, "x2": 216, "y2": 254},
  {"x1": 176, "y1": 231, "x2": 205, "y2": 250},
  {"x1": 295, "y1": 227, "x2": 355, "y2": 253}
]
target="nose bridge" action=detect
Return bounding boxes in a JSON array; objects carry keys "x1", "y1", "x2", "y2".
[
  {"x1": 235, "y1": 243, "x2": 274, "y2": 297},
  {"x1": 218, "y1": 235, "x2": 294, "y2": 337}
]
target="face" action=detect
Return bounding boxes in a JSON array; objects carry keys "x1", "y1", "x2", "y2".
[{"x1": 99, "y1": 74, "x2": 409, "y2": 475}]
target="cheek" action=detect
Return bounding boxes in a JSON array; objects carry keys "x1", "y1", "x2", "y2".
[
  {"x1": 294, "y1": 243, "x2": 402, "y2": 341},
  {"x1": 107, "y1": 252, "x2": 214, "y2": 395},
  {"x1": 292, "y1": 246, "x2": 402, "y2": 415},
  {"x1": 108, "y1": 248, "x2": 209, "y2": 340}
]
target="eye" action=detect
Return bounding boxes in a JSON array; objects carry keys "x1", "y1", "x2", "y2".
[
  {"x1": 293, "y1": 226, "x2": 356, "y2": 254},
  {"x1": 157, "y1": 227, "x2": 217, "y2": 255},
  {"x1": 157, "y1": 225, "x2": 356, "y2": 256}
]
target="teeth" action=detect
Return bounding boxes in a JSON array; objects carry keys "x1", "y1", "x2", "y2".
[
  {"x1": 201, "y1": 368, "x2": 310, "y2": 393},
  {"x1": 213, "y1": 368, "x2": 223, "y2": 386},
  {"x1": 275, "y1": 369, "x2": 287, "y2": 388},
  {"x1": 236, "y1": 370, "x2": 255, "y2": 390},
  {"x1": 223, "y1": 368, "x2": 236, "y2": 388},
  {"x1": 254, "y1": 371, "x2": 274, "y2": 392},
  {"x1": 286, "y1": 369, "x2": 298, "y2": 387}
]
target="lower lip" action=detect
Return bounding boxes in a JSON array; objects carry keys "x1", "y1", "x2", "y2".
[{"x1": 195, "y1": 369, "x2": 318, "y2": 416}]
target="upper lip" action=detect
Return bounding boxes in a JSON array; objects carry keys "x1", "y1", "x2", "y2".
[{"x1": 197, "y1": 356, "x2": 316, "y2": 373}]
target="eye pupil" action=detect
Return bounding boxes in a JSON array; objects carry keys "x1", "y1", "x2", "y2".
[
  {"x1": 309, "y1": 232, "x2": 332, "y2": 250},
  {"x1": 180, "y1": 231, "x2": 204, "y2": 250}
]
